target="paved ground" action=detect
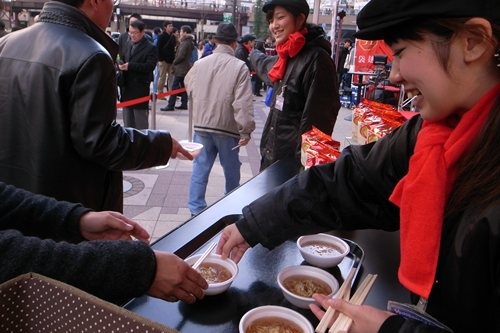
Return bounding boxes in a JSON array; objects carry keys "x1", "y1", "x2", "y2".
[{"x1": 118, "y1": 96, "x2": 353, "y2": 242}]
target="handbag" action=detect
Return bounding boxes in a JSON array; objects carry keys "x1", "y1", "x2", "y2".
[{"x1": 264, "y1": 87, "x2": 273, "y2": 107}]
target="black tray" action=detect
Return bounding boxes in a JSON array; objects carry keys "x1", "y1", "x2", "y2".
[{"x1": 125, "y1": 215, "x2": 365, "y2": 333}]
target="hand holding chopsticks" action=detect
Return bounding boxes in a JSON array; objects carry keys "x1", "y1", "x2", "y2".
[{"x1": 315, "y1": 273, "x2": 378, "y2": 333}]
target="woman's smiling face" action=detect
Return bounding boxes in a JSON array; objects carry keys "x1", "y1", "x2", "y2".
[
  {"x1": 268, "y1": 6, "x2": 305, "y2": 45},
  {"x1": 388, "y1": 35, "x2": 467, "y2": 122}
]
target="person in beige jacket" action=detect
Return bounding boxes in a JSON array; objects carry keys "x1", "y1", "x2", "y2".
[{"x1": 185, "y1": 23, "x2": 255, "y2": 216}]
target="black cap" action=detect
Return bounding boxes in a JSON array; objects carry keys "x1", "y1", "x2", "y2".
[
  {"x1": 262, "y1": 0, "x2": 309, "y2": 17},
  {"x1": 214, "y1": 23, "x2": 238, "y2": 42},
  {"x1": 355, "y1": 0, "x2": 500, "y2": 40},
  {"x1": 238, "y1": 34, "x2": 256, "y2": 44}
]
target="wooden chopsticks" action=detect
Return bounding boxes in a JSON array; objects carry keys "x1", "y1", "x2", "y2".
[
  {"x1": 315, "y1": 267, "x2": 356, "y2": 333},
  {"x1": 315, "y1": 273, "x2": 377, "y2": 333}
]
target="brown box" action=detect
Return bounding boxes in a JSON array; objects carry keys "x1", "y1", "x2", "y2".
[{"x1": 0, "y1": 273, "x2": 178, "y2": 333}]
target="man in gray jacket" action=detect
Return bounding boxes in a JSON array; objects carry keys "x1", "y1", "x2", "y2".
[{"x1": 185, "y1": 23, "x2": 255, "y2": 215}]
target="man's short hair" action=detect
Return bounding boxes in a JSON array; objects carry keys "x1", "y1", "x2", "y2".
[
  {"x1": 163, "y1": 21, "x2": 173, "y2": 27},
  {"x1": 180, "y1": 25, "x2": 192, "y2": 34},
  {"x1": 130, "y1": 13, "x2": 142, "y2": 20},
  {"x1": 54, "y1": 0, "x2": 85, "y2": 7},
  {"x1": 129, "y1": 19, "x2": 145, "y2": 32}
]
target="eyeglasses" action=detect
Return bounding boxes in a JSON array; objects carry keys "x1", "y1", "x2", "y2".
[{"x1": 128, "y1": 31, "x2": 141, "y2": 35}]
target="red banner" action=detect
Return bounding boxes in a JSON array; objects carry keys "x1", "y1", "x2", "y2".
[{"x1": 354, "y1": 39, "x2": 393, "y2": 72}]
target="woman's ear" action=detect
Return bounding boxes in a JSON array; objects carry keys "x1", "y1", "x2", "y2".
[{"x1": 462, "y1": 18, "x2": 494, "y2": 64}]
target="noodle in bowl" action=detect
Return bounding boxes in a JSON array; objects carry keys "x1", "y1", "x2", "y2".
[{"x1": 277, "y1": 265, "x2": 339, "y2": 309}]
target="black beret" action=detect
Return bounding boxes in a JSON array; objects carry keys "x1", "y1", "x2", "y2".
[
  {"x1": 262, "y1": 0, "x2": 309, "y2": 17},
  {"x1": 355, "y1": 0, "x2": 500, "y2": 40},
  {"x1": 238, "y1": 34, "x2": 256, "y2": 44}
]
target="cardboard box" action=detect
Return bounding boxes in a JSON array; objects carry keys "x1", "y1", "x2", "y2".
[{"x1": 0, "y1": 273, "x2": 178, "y2": 333}]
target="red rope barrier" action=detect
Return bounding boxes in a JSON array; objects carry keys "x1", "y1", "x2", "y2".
[{"x1": 116, "y1": 87, "x2": 186, "y2": 108}]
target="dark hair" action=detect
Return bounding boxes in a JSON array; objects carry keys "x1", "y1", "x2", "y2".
[
  {"x1": 130, "y1": 13, "x2": 142, "y2": 20},
  {"x1": 153, "y1": 27, "x2": 162, "y2": 35},
  {"x1": 0, "y1": 20, "x2": 5, "y2": 30},
  {"x1": 129, "y1": 19, "x2": 145, "y2": 32},
  {"x1": 163, "y1": 21, "x2": 172, "y2": 27},
  {"x1": 54, "y1": 0, "x2": 85, "y2": 7},
  {"x1": 180, "y1": 25, "x2": 192, "y2": 34}
]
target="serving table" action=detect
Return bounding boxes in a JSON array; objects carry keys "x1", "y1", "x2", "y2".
[{"x1": 125, "y1": 158, "x2": 410, "y2": 332}]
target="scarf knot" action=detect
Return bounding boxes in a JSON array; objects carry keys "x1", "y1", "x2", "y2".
[{"x1": 268, "y1": 28, "x2": 307, "y2": 83}]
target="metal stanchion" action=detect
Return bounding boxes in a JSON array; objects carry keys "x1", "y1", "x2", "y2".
[
  {"x1": 188, "y1": 91, "x2": 193, "y2": 141},
  {"x1": 150, "y1": 93, "x2": 157, "y2": 130}
]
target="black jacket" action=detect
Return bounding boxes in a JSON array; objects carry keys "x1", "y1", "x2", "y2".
[
  {"x1": 157, "y1": 31, "x2": 176, "y2": 63},
  {"x1": 0, "y1": 2, "x2": 172, "y2": 212},
  {"x1": 236, "y1": 115, "x2": 500, "y2": 333},
  {"x1": 120, "y1": 37, "x2": 158, "y2": 109},
  {"x1": 0, "y1": 182, "x2": 156, "y2": 305},
  {"x1": 235, "y1": 43, "x2": 252, "y2": 72},
  {"x1": 250, "y1": 25, "x2": 340, "y2": 172}
]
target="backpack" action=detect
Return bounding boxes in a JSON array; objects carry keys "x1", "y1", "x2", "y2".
[{"x1": 190, "y1": 44, "x2": 198, "y2": 65}]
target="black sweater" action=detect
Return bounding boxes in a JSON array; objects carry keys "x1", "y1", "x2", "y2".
[{"x1": 0, "y1": 182, "x2": 156, "y2": 305}]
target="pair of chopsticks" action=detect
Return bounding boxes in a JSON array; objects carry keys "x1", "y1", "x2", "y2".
[
  {"x1": 315, "y1": 271, "x2": 377, "y2": 333},
  {"x1": 191, "y1": 242, "x2": 217, "y2": 270}
]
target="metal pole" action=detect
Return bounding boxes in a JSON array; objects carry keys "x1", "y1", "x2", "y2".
[
  {"x1": 312, "y1": 0, "x2": 320, "y2": 24},
  {"x1": 151, "y1": 93, "x2": 157, "y2": 129},
  {"x1": 188, "y1": 93, "x2": 193, "y2": 141},
  {"x1": 330, "y1": 0, "x2": 339, "y2": 58}
]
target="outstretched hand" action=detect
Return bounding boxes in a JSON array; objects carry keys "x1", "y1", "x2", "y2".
[
  {"x1": 310, "y1": 294, "x2": 393, "y2": 333},
  {"x1": 171, "y1": 138, "x2": 193, "y2": 160},
  {"x1": 79, "y1": 211, "x2": 150, "y2": 242},
  {"x1": 148, "y1": 251, "x2": 208, "y2": 303},
  {"x1": 216, "y1": 224, "x2": 250, "y2": 263}
]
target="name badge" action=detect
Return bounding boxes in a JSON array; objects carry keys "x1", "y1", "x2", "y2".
[
  {"x1": 274, "y1": 84, "x2": 286, "y2": 111},
  {"x1": 387, "y1": 301, "x2": 453, "y2": 331}
]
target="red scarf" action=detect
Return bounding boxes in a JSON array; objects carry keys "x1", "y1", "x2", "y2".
[
  {"x1": 268, "y1": 28, "x2": 307, "y2": 83},
  {"x1": 390, "y1": 84, "x2": 500, "y2": 299}
]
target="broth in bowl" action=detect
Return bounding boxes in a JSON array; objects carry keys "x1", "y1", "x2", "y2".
[
  {"x1": 301, "y1": 241, "x2": 344, "y2": 257},
  {"x1": 198, "y1": 262, "x2": 232, "y2": 283},
  {"x1": 246, "y1": 317, "x2": 303, "y2": 333}
]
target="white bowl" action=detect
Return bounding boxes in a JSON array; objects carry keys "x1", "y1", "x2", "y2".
[
  {"x1": 297, "y1": 233, "x2": 349, "y2": 268},
  {"x1": 239, "y1": 305, "x2": 314, "y2": 333},
  {"x1": 277, "y1": 265, "x2": 338, "y2": 309},
  {"x1": 185, "y1": 253, "x2": 238, "y2": 296},
  {"x1": 178, "y1": 140, "x2": 204, "y2": 159}
]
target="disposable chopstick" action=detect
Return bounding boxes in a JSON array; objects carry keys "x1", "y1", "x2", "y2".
[
  {"x1": 191, "y1": 242, "x2": 217, "y2": 270},
  {"x1": 315, "y1": 267, "x2": 356, "y2": 333},
  {"x1": 328, "y1": 274, "x2": 377, "y2": 333}
]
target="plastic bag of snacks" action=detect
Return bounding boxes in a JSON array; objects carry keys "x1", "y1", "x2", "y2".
[
  {"x1": 301, "y1": 127, "x2": 341, "y2": 169},
  {"x1": 352, "y1": 99, "x2": 408, "y2": 144}
]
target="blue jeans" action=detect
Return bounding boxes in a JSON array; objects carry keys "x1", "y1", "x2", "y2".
[{"x1": 188, "y1": 131, "x2": 241, "y2": 215}]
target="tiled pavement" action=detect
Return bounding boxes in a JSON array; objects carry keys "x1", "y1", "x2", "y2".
[{"x1": 117, "y1": 96, "x2": 352, "y2": 243}]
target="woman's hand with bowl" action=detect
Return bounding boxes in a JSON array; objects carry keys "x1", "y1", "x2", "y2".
[{"x1": 216, "y1": 224, "x2": 250, "y2": 263}]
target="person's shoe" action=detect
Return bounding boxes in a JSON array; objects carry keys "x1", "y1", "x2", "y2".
[
  {"x1": 160, "y1": 106, "x2": 175, "y2": 111},
  {"x1": 175, "y1": 105, "x2": 188, "y2": 110}
]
